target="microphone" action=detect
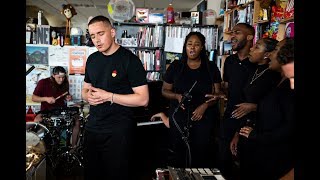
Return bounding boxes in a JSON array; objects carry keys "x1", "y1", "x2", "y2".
[{"x1": 175, "y1": 81, "x2": 197, "y2": 113}]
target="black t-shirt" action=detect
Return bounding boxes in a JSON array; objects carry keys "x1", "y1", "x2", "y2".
[
  {"x1": 163, "y1": 60, "x2": 222, "y2": 112},
  {"x1": 238, "y1": 64, "x2": 282, "y2": 129},
  {"x1": 223, "y1": 54, "x2": 257, "y2": 114},
  {"x1": 248, "y1": 79, "x2": 294, "y2": 178},
  {"x1": 242, "y1": 64, "x2": 281, "y2": 104},
  {"x1": 84, "y1": 46, "x2": 147, "y2": 133}
]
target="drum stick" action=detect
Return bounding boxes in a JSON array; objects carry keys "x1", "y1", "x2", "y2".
[{"x1": 55, "y1": 91, "x2": 68, "y2": 100}]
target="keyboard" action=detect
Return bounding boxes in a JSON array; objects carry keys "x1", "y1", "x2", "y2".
[{"x1": 168, "y1": 166, "x2": 226, "y2": 180}]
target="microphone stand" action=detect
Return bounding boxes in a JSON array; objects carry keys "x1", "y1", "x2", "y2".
[{"x1": 171, "y1": 81, "x2": 197, "y2": 168}]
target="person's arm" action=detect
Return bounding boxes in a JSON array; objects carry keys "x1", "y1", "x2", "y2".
[
  {"x1": 150, "y1": 112, "x2": 170, "y2": 128},
  {"x1": 110, "y1": 84, "x2": 149, "y2": 107},
  {"x1": 231, "y1": 103, "x2": 257, "y2": 119},
  {"x1": 221, "y1": 81, "x2": 228, "y2": 99},
  {"x1": 192, "y1": 83, "x2": 219, "y2": 121},
  {"x1": 161, "y1": 81, "x2": 182, "y2": 102},
  {"x1": 205, "y1": 83, "x2": 223, "y2": 103},
  {"x1": 81, "y1": 81, "x2": 92, "y2": 102},
  {"x1": 85, "y1": 84, "x2": 149, "y2": 107},
  {"x1": 32, "y1": 94, "x2": 55, "y2": 104}
]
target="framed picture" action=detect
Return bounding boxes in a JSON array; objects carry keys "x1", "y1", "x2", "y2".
[{"x1": 26, "y1": 31, "x2": 32, "y2": 44}]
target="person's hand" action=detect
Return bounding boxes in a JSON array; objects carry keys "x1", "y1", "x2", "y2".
[
  {"x1": 65, "y1": 95, "x2": 72, "y2": 101},
  {"x1": 231, "y1": 103, "x2": 257, "y2": 119},
  {"x1": 191, "y1": 103, "x2": 208, "y2": 121},
  {"x1": 46, "y1": 97, "x2": 56, "y2": 104},
  {"x1": 230, "y1": 132, "x2": 239, "y2": 156},
  {"x1": 175, "y1": 94, "x2": 186, "y2": 110},
  {"x1": 239, "y1": 126, "x2": 253, "y2": 138},
  {"x1": 34, "y1": 114, "x2": 43, "y2": 122},
  {"x1": 205, "y1": 94, "x2": 219, "y2": 103},
  {"x1": 150, "y1": 112, "x2": 170, "y2": 128},
  {"x1": 87, "y1": 86, "x2": 109, "y2": 106},
  {"x1": 205, "y1": 93, "x2": 226, "y2": 103}
]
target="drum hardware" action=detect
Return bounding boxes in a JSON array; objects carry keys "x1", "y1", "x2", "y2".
[{"x1": 33, "y1": 107, "x2": 86, "y2": 175}]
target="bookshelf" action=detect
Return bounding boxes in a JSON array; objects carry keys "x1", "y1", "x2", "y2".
[
  {"x1": 163, "y1": 24, "x2": 219, "y2": 66},
  {"x1": 223, "y1": 0, "x2": 294, "y2": 42},
  {"x1": 219, "y1": 0, "x2": 294, "y2": 75},
  {"x1": 217, "y1": 0, "x2": 294, "y2": 115},
  {"x1": 113, "y1": 22, "x2": 165, "y2": 82}
]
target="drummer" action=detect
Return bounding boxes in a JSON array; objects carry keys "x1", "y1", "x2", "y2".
[{"x1": 32, "y1": 66, "x2": 81, "y2": 149}]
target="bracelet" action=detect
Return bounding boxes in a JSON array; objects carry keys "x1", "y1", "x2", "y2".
[{"x1": 110, "y1": 93, "x2": 114, "y2": 105}]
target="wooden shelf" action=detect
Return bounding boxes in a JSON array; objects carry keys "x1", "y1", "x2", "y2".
[
  {"x1": 279, "y1": 16, "x2": 294, "y2": 24},
  {"x1": 216, "y1": 15, "x2": 224, "y2": 21},
  {"x1": 225, "y1": 0, "x2": 254, "y2": 13},
  {"x1": 255, "y1": 20, "x2": 269, "y2": 24}
]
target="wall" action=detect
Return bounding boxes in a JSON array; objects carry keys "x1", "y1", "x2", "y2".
[
  {"x1": 207, "y1": 0, "x2": 223, "y2": 16},
  {"x1": 189, "y1": 0, "x2": 222, "y2": 15}
]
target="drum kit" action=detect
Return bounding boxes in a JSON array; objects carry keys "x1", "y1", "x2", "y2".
[{"x1": 26, "y1": 100, "x2": 89, "y2": 175}]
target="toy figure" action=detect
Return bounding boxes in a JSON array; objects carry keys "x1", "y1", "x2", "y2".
[{"x1": 61, "y1": 4, "x2": 77, "y2": 45}]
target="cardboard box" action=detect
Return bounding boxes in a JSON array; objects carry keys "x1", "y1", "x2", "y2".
[
  {"x1": 136, "y1": 8, "x2": 149, "y2": 23},
  {"x1": 149, "y1": 13, "x2": 164, "y2": 24}
]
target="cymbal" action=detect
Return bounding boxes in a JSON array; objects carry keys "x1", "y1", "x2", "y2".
[{"x1": 68, "y1": 100, "x2": 89, "y2": 107}]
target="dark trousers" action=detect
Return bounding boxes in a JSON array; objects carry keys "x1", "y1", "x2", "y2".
[
  {"x1": 168, "y1": 111, "x2": 215, "y2": 168},
  {"x1": 83, "y1": 127, "x2": 135, "y2": 180},
  {"x1": 217, "y1": 115, "x2": 240, "y2": 179}
]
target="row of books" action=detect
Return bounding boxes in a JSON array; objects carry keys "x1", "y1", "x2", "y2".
[
  {"x1": 224, "y1": 3, "x2": 254, "y2": 32},
  {"x1": 130, "y1": 49, "x2": 162, "y2": 71},
  {"x1": 164, "y1": 26, "x2": 218, "y2": 53},
  {"x1": 135, "y1": 26, "x2": 164, "y2": 47}
]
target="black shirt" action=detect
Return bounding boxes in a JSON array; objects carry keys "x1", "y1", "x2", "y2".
[
  {"x1": 223, "y1": 54, "x2": 257, "y2": 115},
  {"x1": 163, "y1": 60, "x2": 222, "y2": 112},
  {"x1": 84, "y1": 46, "x2": 147, "y2": 133},
  {"x1": 242, "y1": 64, "x2": 281, "y2": 103},
  {"x1": 248, "y1": 79, "x2": 294, "y2": 179}
]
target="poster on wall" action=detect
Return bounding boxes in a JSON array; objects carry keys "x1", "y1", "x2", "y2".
[
  {"x1": 88, "y1": 47, "x2": 98, "y2": 56},
  {"x1": 48, "y1": 46, "x2": 70, "y2": 66},
  {"x1": 69, "y1": 47, "x2": 87, "y2": 74},
  {"x1": 69, "y1": 75, "x2": 85, "y2": 100},
  {"x1": 26, "y1": 44, "x2": 49, "y2": 64},
  {"x1": 26, "y1": 64, "x2": 50, "y2": 105}
]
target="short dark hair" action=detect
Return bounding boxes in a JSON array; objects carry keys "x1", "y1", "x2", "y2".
[
  {"x1": 277, "y1": 37, "x2": 294, "y2": 65},
  {"x1": 52, "y1": 66, "x2": 66, "y2": 75},
  {"x1": 261, "y1": 37, "x2": 278, "y2": 52},
  {"x1": 236, "y1": 23, "x2": 255, "y2": 36},
  {"x1": 88, "y1": 15, "x2": 112, "y2": 26}
]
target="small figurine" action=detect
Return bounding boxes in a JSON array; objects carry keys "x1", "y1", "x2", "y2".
[
  {"x1": 51, "y1": 30, "x2": 58, "y2": 46},
  {"x1": 61, "y1": 4, "x2": 77, "y2": 45}
]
